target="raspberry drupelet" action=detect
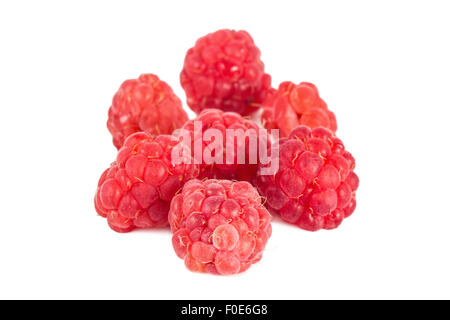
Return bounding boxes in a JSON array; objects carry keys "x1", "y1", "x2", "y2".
[
  {"x1": 168, "y1": 179, "x2": 272, "y2": 275},
  {"x1": 180, "y1": 29, "x2": 272, "y2": 116},
  {"x1": 175, "y1": 108, "x2": 271, "y2": 182},
  {"x1": 107, "y1": 74, "x2": 189, "y2": 149},
  {"x1": 261, "y1": 82, "x2": 337, "y2": 137},
  {"x1": 94, "y1": 132, "x2": 199, "y2": 233},
  {"x1": 254, "y1": 126, "x2": 358, "y2": 231}
]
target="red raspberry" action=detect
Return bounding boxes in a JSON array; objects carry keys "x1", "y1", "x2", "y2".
[
  {"x1": 176, "y1": 108, "x2": 270, "y2": 181},
  {"x1": 180, "y1": 29, "x2": 272, "y2": 116},
  {"x1": 94, "y1": 132, "x2": 199, "y2": 232},
  {"x1": 261, "y1": 82, "x2": 337, "y2": 137},
  {"x1": 168, "y1": 179, "x2": 272, "y2": 275},
  {"x1": 254, "y1": 126, "x2": 358, "y2": 231},
  {"x1": 107, "y1": 74, "x2": 188, "y2": 149}
]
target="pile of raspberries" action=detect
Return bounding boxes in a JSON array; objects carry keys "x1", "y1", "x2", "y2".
[{"x1": 95, "y1": 29, "x2": 359, "y2": 275}]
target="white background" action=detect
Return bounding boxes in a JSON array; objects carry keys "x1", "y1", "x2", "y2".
[{"x1": 1, "y1": 0, "x2": 449, "y2": 299}]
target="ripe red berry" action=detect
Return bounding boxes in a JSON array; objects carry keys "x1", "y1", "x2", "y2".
[
  {"x1": 168, "y1": 179, "x2": 272, "y2": 275},
  {"x1": 261, "y1": 82, "x2": 337, "y2": 137},
  {"x1": 180, "y1": 29, "x2": 272, "y2": 115},
  {"x1": 175, "y1": 108, "x2": 271, "y2": 181},
  {"x1": 94, "y1": 132, "x2": 199, "y2": 232},
  {"x1": 254, "y1": 126, "x2": 358, "y2": 231},
  {"x1": 107, "y1": 74, "x2": 189, "y2": 149}
]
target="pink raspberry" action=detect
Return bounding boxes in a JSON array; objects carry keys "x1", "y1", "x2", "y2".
[
  {"x1": 168, "y1": 179, "x2": 272, "y2": 275},
  {"x1": 255, "y1": 126, "x2": 358, "y2": 231},
  {"x1": 176, "y1": 108, "x2": 271, "y2": 182},
  {"x1": 107, "y1": 74, "x2": 189, "y2": 149},
  {"x1": 180, "y1": 29, "x2": 272, "y2": 115},
  {"x1": 94, "y1": 132, "x2": 199, "y2": 232},
  {"x1": 261, "y1": 82, "x2": 337, "y2": 137}
]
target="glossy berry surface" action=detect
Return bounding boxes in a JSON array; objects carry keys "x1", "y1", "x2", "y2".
[
  {"x1": 107, "y1": 74, "x2": 188, "y2": 149},
  {"x1": 94, "y1": 132, "x2": 199, "y2": 232},
  {"x1": 176, "y1": 108, "x2": 270, "y2": 181},
  {"x1": 180, "y1": 29, "x2": 272, "y2": 115},
  {"x1": 168, "y1": 179, "x2": 272, "y2": 275},
  {"x1": 261, "y1": 82, "x2": 337, "y2": 137},
  {"x1": 255, "y1": 126, "x2": 358, "y2": 231}
]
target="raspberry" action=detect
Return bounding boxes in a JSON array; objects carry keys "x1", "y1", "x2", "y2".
[
  {"x1": 254, "y1": 126, "x2": 358, "y2": 231},
  {"x1": 94, "y1": 132, "x2": 199, "y2": 232},
  {"x1": 180, "y1": 29, "x2": 272, "y2": 116},
  {"x1": 107, "y1": 74, "x2": 189, "y2": 149},
  {"x1": 175, "y1": 108, "x2": 270, "y2": 181},
  {"x1": 168, "y1": 179, "x2": 272, "y2": 275},
  {"x1": 261, "y1": 82, "x2": 337, "y2": 137}
]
